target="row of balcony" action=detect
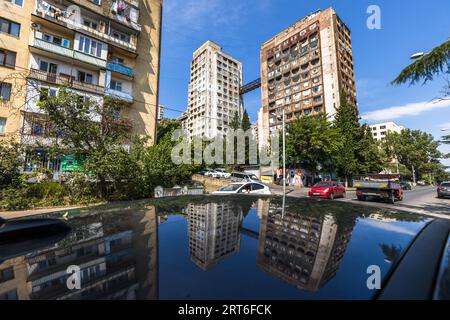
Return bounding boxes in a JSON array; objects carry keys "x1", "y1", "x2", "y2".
[{"x1": 35, "y1": 0, "x2": 138, "y2": 52}]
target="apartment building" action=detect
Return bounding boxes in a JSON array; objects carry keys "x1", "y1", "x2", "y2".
[
  {"x1": 256, "y1": 203, "x2": 355, "y2": 291},
  {"x1": 0, "y1": 0, "x2": 162, "y2": 168},
  {"x1": 157, "y1": 103, "x2": 164, "y2": 120},
  {"x1": 370, "y1": 121, "x2": 404, "y2": 141},
  {"x1": 184, "y1": 41, "x2": 243, "y2": 139},
  {"x1": 260, "y1": 7, "x2": 357, "y2": 146},
  {"x1": 186, "y1": 202, "x2": 243, "y2": 270},
  {"x1": 0, "y1": 206, "x2": 159, "y2": 300}
]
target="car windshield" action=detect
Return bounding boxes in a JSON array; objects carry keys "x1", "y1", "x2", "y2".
[
  {"x1": 219, "y1": 184, "x2": 243, "y2": 191},
  {"x1": 250, "y1": 175, "x2": 259, "y2": 180},
  {"x1": 441, "y1": 183, "x2": 450, "y2": 187},
  {"x1": 314, "y1": 182, "x2": 332, "y2": 187},
  {"x1": 0, "y1": 196, "x2": 430, "y2": 300}
]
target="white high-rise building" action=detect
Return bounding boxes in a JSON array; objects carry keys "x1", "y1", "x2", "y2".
[
  {"x1": 157, "y1": 104, "x2": 165, "y2": 121},
  {"x1": 369, "y1": 122, "x2": 404, "y2": 141},
  {"x1": 184, "y1": 41, "x2": 243, "y2": 139}
]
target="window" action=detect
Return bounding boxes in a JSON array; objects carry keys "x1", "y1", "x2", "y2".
[
  {"x1": 0, "y1": 267, "x2": 14, "y2": 283},
  {"x1": 110, "y1": 80, "x2": 122, "y2": 91},
  {"x1": 77, "y1": 71, "x2": 93, "y2": 84},
  {"x1": 380, "y1": 125, "x2": 386, "y2": 130},
  {"x1": 112, "y1": 56, "x2": 124, "y2": 65},
  {"x1": 0, "y1": 289, "x2": 17, "y2": 300},
  {"x1": 111, "y1": 29, "x2": 130, "y2": 43},
  {"x1": 6, "y1": 0, "x2": 23, "y2": 6},
  {"x1": 90, "y1": 0, "x2": 101, "y2": 5},
  {"x1": 0, "y1": 117, "x2": 6, "y2": 134},
  {"x1": 42, "y1": 33, "x2": 70, "y2": 48},
  {"x1": 83, "y1": 19, "x2": 98, "y2": 30},
  {"x1": 39, "y1": 60, "x2": 57, "y2": 74},
  {"x1": 0, "y1": 49, "x2": 16, "y2": 68},
  {"x1": 78, "y1": 36, "x2": 103, "y2": 58},
  {"x1": 0, "y1": 17, "x2": 20, "y2": 37},
  {"x1": 0, "y1": 82, "x2": 12, "y2": 100}
]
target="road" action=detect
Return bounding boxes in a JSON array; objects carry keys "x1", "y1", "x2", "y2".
[{"x1": 271, "y1": 185, "x2": 450, "y2": 219}]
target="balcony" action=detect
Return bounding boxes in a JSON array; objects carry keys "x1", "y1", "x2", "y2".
[
  {"x1": 30, "y1": 36, "x2": 107, "y2": 68},
  {"x1": 107, "y1": 62, "x2": 134, "y2": 77},
  {"x1": 105, "y1": 88, "x2": 133, "y2": 103},
  {"x1": 110, "y1": 0, "x2": 142, "y2": 32},
  {"x1": 28, "y1": 68, "x2": 104, "y2": 95},
  {"x1": 34, "y1": 0, "x2": 137, "y2": 52}
]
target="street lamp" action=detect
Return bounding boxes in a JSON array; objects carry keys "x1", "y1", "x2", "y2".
[{"x1": 410, "y1": 52, "x2": 428, "y2": 60}]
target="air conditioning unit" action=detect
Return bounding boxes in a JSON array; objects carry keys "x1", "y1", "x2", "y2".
[{"x1": 31, "y1": 22, "x2": 41, "y2": 30}]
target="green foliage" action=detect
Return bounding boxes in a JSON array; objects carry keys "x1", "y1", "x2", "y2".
[
  {"x1": 381, "y1": 129, "x2": 445, "y2": 182},
  {"x1": 0, "y1": 139, "x2": 23, "y2": 188},
  {"x1": 285, "y1": 114, "x2": 342, "y2": 175},
  {"x1": 392, "y1": 40, "x2": 450, "y2": 86},
  {"x1": 242, "y1": 109, "x2": 251, "y2": 131},
  {"x1": 333, "y1": 93, "x2": 383, "y2": 181},
  {"x1": 230, "y1": 111, "x2": 241, "y2": 130}
]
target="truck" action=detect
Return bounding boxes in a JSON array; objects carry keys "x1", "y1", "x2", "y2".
[{"x1": 353, "y1": 174, "x2": 404, "y2": 204}]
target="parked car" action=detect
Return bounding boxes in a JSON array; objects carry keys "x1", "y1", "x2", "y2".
[
  {"x1": 308, "y1": 181, "x2": 346, "y2": 200},
  {"x1": 197, "y1": 169, "x2": 208, "y2": 176},
  {"x1": 400, "y1": 181, "x2": 412, "y2": 190},
  {"x1": 230, "y1": 172, "x2": 260, "y2": 182},
  {"x1": 437, "y1": 181, "x2": 450, "y2": 198},
  {"x1": 212, "y1": 182, "x2": 271, "y2": 195},
  {"x1": 213, "y1": 168, "x2": 231, "y2": 179}
]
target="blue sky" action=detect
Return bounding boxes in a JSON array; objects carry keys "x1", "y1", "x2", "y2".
[{"x1": 158, "y1": 0, "x2": 450, "y2": 166}]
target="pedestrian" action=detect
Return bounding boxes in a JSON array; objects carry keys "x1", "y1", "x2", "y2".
[{"x1": 294, "y1": 169, "x2": 304, "y2": 188}]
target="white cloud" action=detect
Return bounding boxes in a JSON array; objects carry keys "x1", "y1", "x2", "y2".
[{"x1": 361, "y1": 99, "x2": 450, "y2": 122}]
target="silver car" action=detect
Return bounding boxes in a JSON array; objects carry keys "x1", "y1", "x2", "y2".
[{"x1": 437, "y1": 182, "x2": 450, "y2": 198}]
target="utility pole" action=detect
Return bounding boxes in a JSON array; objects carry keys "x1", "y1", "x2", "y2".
[
  {"x1": 282, "y1": 109, "x2": 286, "y2": 197},
  {"x1": 412, "y1": 165, "x2": 416, "y2": 185}
]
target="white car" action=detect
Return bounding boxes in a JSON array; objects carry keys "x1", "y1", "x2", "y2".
[
  {"x1": 205, "y1": 169, "x2": 230, "y2": 179},
  {"x1": 212, "y1": 182, "x2": 271, "y2": 195}
]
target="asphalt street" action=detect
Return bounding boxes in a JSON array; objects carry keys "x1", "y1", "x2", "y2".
[{"x1": 271, "y1": 185, "x2": 450, "y2": 219}]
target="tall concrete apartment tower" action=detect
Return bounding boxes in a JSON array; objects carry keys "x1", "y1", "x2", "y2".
[
  {"x1": 185, "y1": 41, "x2": 243, "y2": 139},
  {"x1": 0, "y1": 0, "x2": 162, "y2": 169},
  {"x1": 186, "y1": 202, "x2": 243, "y2": 270},
  {"x1": 260, "y1": 7, "x2": 357, "y2": 146}
]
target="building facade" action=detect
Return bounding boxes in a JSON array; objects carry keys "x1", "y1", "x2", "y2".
[
  {"x1": 260, "y1": 7, "x2": 357, "y2": 146},
  {"x1": 369, "y1": 121, "x2": 404, "y2": 142},
  {"x1": 184, "y1": 41, "x2": 243, "y2": 139},
  {"x1": 157, "y1": 103, "x2": 164, "y2": 120},
  {"x1": 0, "y1": 0, "x2": 162, "y2": 166},
  {"x1": 185, "y1": 202, "x2": 242, "y2": 270}
]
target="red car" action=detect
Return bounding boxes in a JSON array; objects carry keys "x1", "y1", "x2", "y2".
[{"x1": 308, "y1": 181, "x2": 346, "y2": 199}]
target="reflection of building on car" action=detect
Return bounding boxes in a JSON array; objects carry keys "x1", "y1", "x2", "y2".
[
  {"x1": 212, "y1": 182, "x2": 271, "y2": 195},
  {"x1": 308, "y1": 181, "x2": 346, "y2": 200}
]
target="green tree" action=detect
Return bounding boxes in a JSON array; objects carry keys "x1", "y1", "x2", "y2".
[
  {"x1": 0, "y1": 139, "x2": 23, "y2": 188},
  {"x1": 333, "y1": 93, "x2": 361, "y2": 185},
  {"x1": 381, "y1": 129, "x2": 444, "y2": 182},
  {"x1": 242, "y1": 109, "x2": 251, "y2": 131},
  {"x1": 392, "y1": 39, "x2": 450, "y2": 86},
  {"x1": 37, "y1": 88, "x2": 135, "y2": 197},
  {"x1": 286, "y1": 114, "x2": 342, "y2": 176},
  {"x1": 230, "y1": 111, "x2": 241, "y2": 130},
  {"x1": 355, "y1": 124, "x2": 383, "y2": 174}
]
